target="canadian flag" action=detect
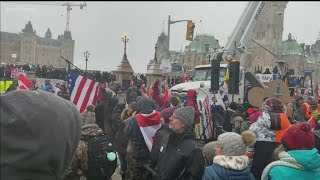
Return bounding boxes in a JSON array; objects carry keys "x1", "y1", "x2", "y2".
[{"x1": 18, "y1": 73, "x2": 33, "y2": 90}]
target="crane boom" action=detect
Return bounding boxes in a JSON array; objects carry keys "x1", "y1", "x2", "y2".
[
  {"x1": 221, "y1": 1, "x2": 266, "y2": 61},
  {"x1": 3, "y1": 1, "x2": 87, "y2": 31}
]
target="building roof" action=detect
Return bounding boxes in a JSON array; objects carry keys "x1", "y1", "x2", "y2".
[
  {"x1": 282, "y1": 34, "x2": 302, "y2": 55},
  {"x1": 114, "y1": 53, "x2": 134, "y2": 73},
  {"x1": 0, "y1": 31, "x2": 21, "y2": 43},
  {"x1": 186, "y1": 34, "x2": 221, "y2": 52},
  {"x1": 37, "y1": 37, "x2": 61, "y2": 47}
]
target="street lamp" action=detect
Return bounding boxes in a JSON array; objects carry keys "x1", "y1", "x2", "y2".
[
  {"x1": 121, "y1": 33, "x2": 129, "y2": 55},
  {"x1": 84, "y1": 51, "x2": 90, "y2": 74}
]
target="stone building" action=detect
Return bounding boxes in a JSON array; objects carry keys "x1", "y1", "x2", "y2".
[
  {"x1": 244, "y1": 1, "x2": 288, "y2": 73},
  {"x1": 281, "y1": 33, "x2": 320, "y2": 80},
  {"x1": 0, "y1": 21, "x2": 74, "y2": 68}
]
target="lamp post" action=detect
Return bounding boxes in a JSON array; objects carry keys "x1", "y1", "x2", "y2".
[
  {"x1": 121, "y1": 33, "x2": 129, "y2": 55},
  {"x1": 84, "y1": 51, "x2": 90, "y2": 74}
]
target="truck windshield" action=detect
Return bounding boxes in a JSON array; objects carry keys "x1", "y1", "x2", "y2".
[{"x1": 193, "y1": 67, "x2": 226, "y2": 83}]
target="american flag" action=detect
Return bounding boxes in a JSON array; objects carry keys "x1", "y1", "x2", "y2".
[
  {"x1": 202, "y1": 95, "x2": 213, "y2": 139},
  {"x1": 68, "y1": 69, "x2": 99, "y2": 113}
]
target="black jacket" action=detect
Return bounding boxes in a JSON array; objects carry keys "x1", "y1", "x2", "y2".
[{"x1": 151, "y1": 128, "x2": 205, "y2": 180}]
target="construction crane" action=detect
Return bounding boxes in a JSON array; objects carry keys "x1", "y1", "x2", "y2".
[{"x1": 3, "y1": 1, "x2": 87, "y2": 31}]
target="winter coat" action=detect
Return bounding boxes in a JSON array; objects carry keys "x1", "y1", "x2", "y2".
[
  {"x1": 186, "y1": 89, "x2": 200, "y2": 124},
  {"x1": 249, "y1": 112, "x2": 291, "y2": 143},
  {"x1": 249, "y1": 111, "x2": 291, "y2": 180},
  {"x1": 151, "y1": 129, "x2": 205, "y2": 180},
  {"x1": 113, "y1": 108, "x2": 131, "y2": 154},
  {"x1": 0, "y1": 90, "x2": 81, "y2": 180},
  {"x1": 223, "y1": 108, "x2": 242, "y2": 132},
  {"x1": 80, "y1": 110, "x2": 96, "y2": 126},
  {"x1": 202, "y1": 155, "x2": 254, "y2": 180},
  {"x1": 261, "y1": 148, "x2": 320, "y2": 180},
  {"x1": 64, "y1": 124, "x2": 104, "y2": 180},
  {"x1": 124, "y1": 111, "x2": 161, "y2": 164}
]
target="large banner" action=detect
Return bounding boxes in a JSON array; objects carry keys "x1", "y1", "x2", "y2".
[{"x1": 255, "y1": 73, "x2": 273, "y2": 86}]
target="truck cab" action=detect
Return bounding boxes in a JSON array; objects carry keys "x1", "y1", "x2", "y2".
[{"x1": 170, "y1": 63, "x2": 245, "y2": 107}]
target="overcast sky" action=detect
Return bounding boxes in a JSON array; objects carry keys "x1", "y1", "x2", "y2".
[{"x1": 1, "y1": 1, "x2": 320, "y2": 73}]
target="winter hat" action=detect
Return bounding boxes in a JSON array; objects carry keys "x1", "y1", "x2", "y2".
[
  {"x1": 203, "y1": 141, "x2": 218, "y2": 165},
  {"x1": 262, "y1": 98, "x2": 284, "y2": 113},
  {"x1": 136, "y1": 97, "x2": 159, "y2": 114},
  {"x1": 86, "y1": 104, "x2": 95, "y2": 112},
  {"x1": 173, "y1": 106, "x2": 195, "y2": 127},
  {"x1": 217, "y1": 131, "x2": 256, "y2": 156},
  {"x1": 0, "y1": 90, "x2": 81, "y2": 179},
  {"x1": 161, "y1": 106, "x2": 179, "y2": 122},
  {"x1": 282, "y1": 122, "x2": 315, "y2": 150}
]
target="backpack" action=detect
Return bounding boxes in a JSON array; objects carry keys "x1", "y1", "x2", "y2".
[{"x1": 82, "y1": 134, "x2": 117, "y2": 180}]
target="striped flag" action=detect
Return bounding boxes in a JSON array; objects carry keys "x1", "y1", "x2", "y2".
[
  {"x1": 18, "y1": 73, "x2": 33, "y2": 90},
  {"x1": 136, "y1": 110, "x2": 161, "y2": 152},
  {"x1": 68, "y1": 69, "x2": 99, "y2": 113},
  {"x1": 199, "y1": 95, "x2": 213, "y2": 139}
]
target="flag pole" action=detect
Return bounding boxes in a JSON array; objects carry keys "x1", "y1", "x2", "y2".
[{"x1": 61, "y1": 56, "x2": 85, "y2": 74}]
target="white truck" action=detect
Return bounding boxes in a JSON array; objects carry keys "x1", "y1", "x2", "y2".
[{"x1": 170, "y1": 1, "x2": 266, "y2": 141}]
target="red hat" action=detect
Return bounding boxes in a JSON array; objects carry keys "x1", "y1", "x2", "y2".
[{"x1": 281, "y1": 122, "x2": 315, "y2": 150}]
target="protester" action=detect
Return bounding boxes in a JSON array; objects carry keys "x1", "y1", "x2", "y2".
[
  {"x1": 186, "y1": 89, "x2": 200, "y2": 124},
  {"x1": 97, "y1": 82, "x2": 108, "y2": 104},
  {"x1": 247, "y1": 106, "x2": 262, "y2": 124},
  {"x1": 124, "y1": 97, "x2": 162, "y2": 180},
  {"x1": 149, "y1": 79, "x2": 164, "y2": 108},
  {"x1": 223, "y1": 102, "x2": 241, "y2": 132},
  {"x1": 80, "y1": 105, "x2": 96, "y2": 126},
  {"x1": 65, "y1": 116, "x2": 117, "y2": 180},
  {"x1": 249, "y1": 98, "x2": 291, "y2": 180},
  {"x1": 148, "y1": 106, "x2": 178, "y2": 176},
  {"x1": 1, "y1": 90, "x2": 81, "y2": 180},
  {"x1": 112, "y1": 102, "x2": 129, "y2": 180},
  {"x1": 150, "y1": 107, "x2": 205, "y2": 180},
  {"x1": 202, "y1": 141, "x2": 219, "y2": 166},
  {"x1": 261, "y1": 122, "x2": 320, "y2": 180},
  {"x1": 292, "y1": 95, "x2": 307, "y2": 122},
  {"x1": 169, "y1": 96, "x2": 181, "y2": 107},
  {"x1": 202, "y1": 131, "x2": 256, "y2": 180}
]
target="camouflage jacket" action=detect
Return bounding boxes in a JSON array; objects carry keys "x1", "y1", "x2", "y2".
[{"x1": 64, "y1": 124, "x2": 103, "y2": 180}]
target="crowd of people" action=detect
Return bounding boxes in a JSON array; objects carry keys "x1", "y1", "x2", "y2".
[{"x1": 1, "y1": 77, "x2": 320, "y2": 180}]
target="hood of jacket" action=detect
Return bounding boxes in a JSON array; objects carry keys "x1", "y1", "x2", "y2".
[
  {"x1": 81, "y1": 124, "x2": 104, "y2": 137},
  {"x1": 0, "y1": 90, "x2": 81, "y2": 180},
  {"x1": 187, "y1": 89, "x2": 197, "y2": 102},
  {"x1": 287, "y1": 148, "x2": 320, "y2": 171}
]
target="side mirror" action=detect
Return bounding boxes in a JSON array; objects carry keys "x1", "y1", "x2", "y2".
[{"x1": 200, "y1": 82, "x2": 205, "y2": 88}]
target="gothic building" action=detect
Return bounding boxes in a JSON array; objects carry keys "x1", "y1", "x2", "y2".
[{"x1": 0, "y1": 21, "x2": 75, "y2": 68}]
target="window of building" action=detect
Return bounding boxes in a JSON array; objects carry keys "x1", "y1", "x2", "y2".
[{"x1": 262, "y1": 32, "x2": 266, "y2": 37}]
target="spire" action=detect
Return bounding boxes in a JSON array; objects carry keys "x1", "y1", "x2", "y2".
[
  {"x1": 154, "y1": 46, "x2": 158, "y2": 64},
  {"x1": 162, "y1": 20, "x2": 165, "y2": 33},
  {"x1": 45, "y1": 28, "x2": 52, "y2": 38}
]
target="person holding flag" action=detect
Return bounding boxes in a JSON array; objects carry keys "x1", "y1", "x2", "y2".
[{"x1": 124, "y1": 97, "x2": 161, "y2": 180}]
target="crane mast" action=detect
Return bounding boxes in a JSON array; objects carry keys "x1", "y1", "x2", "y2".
[
  {"x1": 217, "y1": 1, "x2": 266, "y2": 62},
  {"x1": 4, "y1": 1, "x2": 87, "y2": 32}
]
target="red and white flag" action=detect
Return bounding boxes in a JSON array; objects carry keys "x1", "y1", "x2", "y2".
[
  {"x1": 18, "y1": 73, "x2": 33, "y2": 90},
  {"x1": 136, "y1": 110, "x2": 161, "y2": 152},
  {"x1": 70, "y1": 75, "x2": 99, "y2": 113}
]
